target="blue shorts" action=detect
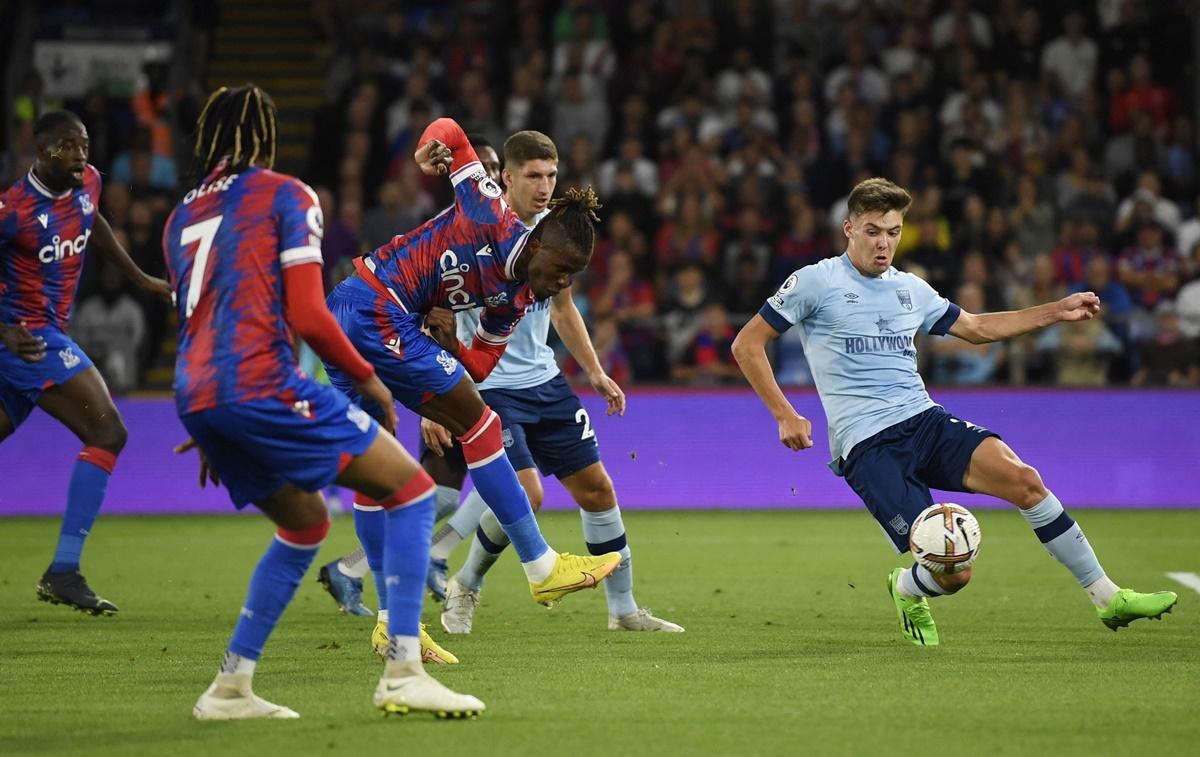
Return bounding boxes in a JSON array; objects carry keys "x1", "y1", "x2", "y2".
[
  {"x1": 180, "y1": 379, "x2": 379, "y2": 509},
  {"x1": 0, "y1": 326, "x2": 93, "y2": 429},
  {"x1": 841, "y1": 406, "x2": 998, "y2": 553},
  {"x1": 325, "y1": 276, "x2": 465, "y2": 414},
  {"x1": 481, "y1": 374, "x2": 600, "y2": 480}
]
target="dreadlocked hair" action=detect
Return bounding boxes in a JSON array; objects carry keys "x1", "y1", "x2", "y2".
[
  {"x1": 536, "y1": 186, "x2": 602, "y2": 260},
  {"x1": 189, "y1": 84, "x2": 278, "y2": 181}
]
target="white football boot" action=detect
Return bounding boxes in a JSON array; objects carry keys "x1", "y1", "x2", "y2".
[
  {"x1": 440, "y1": 577, "x2": 480, "y2": 634},
  {"x1": 374, "y1": 660, "x2": 485, "y2": 718},
  {"x1": 193, "y1": 673, "x2": 300, "y2": 720},
  {"x1": 608, "y1": 608, "x2": 685, "y2": 632}
]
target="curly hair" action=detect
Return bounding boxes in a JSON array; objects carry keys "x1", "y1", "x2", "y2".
[{"x1": 534, "y1": 186, "x2": 603, "y2": 260}]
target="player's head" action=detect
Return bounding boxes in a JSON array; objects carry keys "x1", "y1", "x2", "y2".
[
  {"x1": 468, "y1": 134, "x2": 500, "y2": 182},
  {"x1": 502, "y1": 130, "x2": 558, "y2": 222},
  {"x1": 34, "y1": 110, "x2": 88, "y2": 190},
  {"x1": 523, "y1": 186, "x2": 601, "y2": 300},
  {"x1": 843, "y1": 177, "x2": 912, "y2": 276},
  {"x1": 189, "y1": 84, "x2": 278, "y2": 180}
]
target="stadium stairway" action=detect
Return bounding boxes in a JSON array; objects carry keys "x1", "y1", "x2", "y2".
[{"x1": 204, "y1": 0, "x2": 325, "y2": 176}]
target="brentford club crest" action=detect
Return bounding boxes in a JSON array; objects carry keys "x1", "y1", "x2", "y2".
[{"x1": 896, "y1": 289, "x2": 913, "y2": 311}]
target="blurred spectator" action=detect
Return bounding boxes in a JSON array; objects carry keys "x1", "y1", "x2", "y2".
[
  {"x1": 1109, "y1": 53, "x2": 1176, "y2": 133},
  {"x1": 1115, "y1": 172, "x2": 1182, "y2": 235},
  {"x1": 1073, "y1": 255, "x2": 1135, "y2": 346},
  {"x1": 130, "y1": 61, "x2": 175, "y2": 158},
  {"x1": 72, "y1": 264, "x2": 146, "y2": 393},
  {"x1": 927, "y1": 283, "x2": 1004, "y2": 385},
  {"x1": 671, "y1": 303, "x2": 741, "y2": 385},
  {"x1": 1132, "y1": 303, "x2": 1199, "y2": 386},
  {"x1": 659, "y1": 263, "x2": 712, "y2": 366},
  {"x1": 564, "y1": 315, "x2": 631, "y2": 387},
  {"x1": 1009, "y1": 173, "x2": 1057, "y2": 258},
  {"x1": 1036, "y1": 316, "x2": 1124, "y2": 387},
  {"x1": 111, "y1": 129, "x2": 177, "y2": 191},
  {"x1": 1175, "y1": 268, "x2": 1200, "y2": 345},
  {"x1": 1041, "y1": 9, "x2": 1097, "y2": 101},
  {"x1": 597, "y1": 136, "x2": 658, "y2": 198},
  {"x1": 1117, "y1": 221, "x2": 1181, "y2": 310},
  {"x1": 655, "y1": 192, "x2": 720, "y2": 273},
  {"x1": 361, "y1": 179, "x2": 432, "y2": 250},
  {"x1": 552, "y1": 71, "x2": 609, "y2": 159}
]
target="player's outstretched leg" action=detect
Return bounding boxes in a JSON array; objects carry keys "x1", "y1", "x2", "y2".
[
  {"x1": 194, "y1": 486, "x2": 329, "y2": 720},
  {"x1": 35, "y1": 368, "x2": 126, "y2": 616},
  {"x1": 422, "y1": 381, "x2": 619, "y2": 607},
  {"x1": 317, "y1": 546, "x2": 372, "y2": 617},
  {"x1": 565, "y1": 465, "x2": 684, "y2": 632},
  {"x1": 963, "y1": 438, "x2": 1178, "y2": 630}
]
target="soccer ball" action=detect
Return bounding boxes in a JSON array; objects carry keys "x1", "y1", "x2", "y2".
[{"x1": 908, "y1": 503, "x2": 982, "y2": 574}]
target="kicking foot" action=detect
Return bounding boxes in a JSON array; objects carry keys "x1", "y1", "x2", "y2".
[
  {"x1": 529, "y1": 552, "x2": 620, "y2": 607},
  {"x1": 887, "y1": 567, "x2": 939, "y2": 647}
]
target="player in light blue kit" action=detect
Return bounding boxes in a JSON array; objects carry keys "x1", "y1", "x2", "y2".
[{"x1": 733, "y1": 177, "x2": 1177, "y2": 646}]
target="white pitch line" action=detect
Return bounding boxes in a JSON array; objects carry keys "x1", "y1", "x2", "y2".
[{"x1": 1166, "y1": 572, "x2": 1200, "y2": 595}]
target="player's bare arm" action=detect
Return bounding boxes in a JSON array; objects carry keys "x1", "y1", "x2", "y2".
[
  {"x1": 0, "y1": 322, "x2": 46, "y2": 362},
  {"x1": 90, "y1": 213, "x2": 171, "y2": 301},
  {"x1": 948, "y1": 291, "x2": 1101, "y2": 344},
  {"x1": 731, "y1": 315, "x2": 813, "y2": 451},
  {"x1": 550, "y1": 287, "x2": 625, "y2": 416}
]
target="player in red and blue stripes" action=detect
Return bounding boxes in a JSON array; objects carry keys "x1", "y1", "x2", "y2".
[
  {"x1": 324, "y1": 118, "x2": 620, "y2": 651},
  {"x1": 0, "y1": 110, "x2": 170, "y2": 615},
  {"x1": 165, "y1": 85, "x2": 483, "y2": 720}
]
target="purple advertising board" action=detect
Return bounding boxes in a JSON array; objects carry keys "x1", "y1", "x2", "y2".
[{"x1": 1, "y1": 388, "x2": 1197, "y2": 515}]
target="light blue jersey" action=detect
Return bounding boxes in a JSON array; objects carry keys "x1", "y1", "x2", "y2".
[
  {"x1": 758, "y1": 253, "x2": 961, "y2": 470},
  {"x1": 456, "y1": 209, "x2": 558, "y2": 391}
]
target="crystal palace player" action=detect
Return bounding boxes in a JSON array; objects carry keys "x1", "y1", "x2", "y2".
[
  {"x1": 322, "y1": 118, "x2": 620, "y2": 640},
  {"x1": 733, "y1": 177, "x2": 1177, "y2": 647},
  {"x1": 0, "y1": 110, "x2": 170, "y2": 615},
  {"x1": 166, "y1": 85, "x2": 482, "y2": 719}
]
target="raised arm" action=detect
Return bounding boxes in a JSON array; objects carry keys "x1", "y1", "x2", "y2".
[
  {"x1": 731, "y1": 315, "x2": 813, "y2": 451},
  {"x1": 948, "y1": 291, "x2": 1101, "y2": 344},
  {"x1": 550, "y1": 287, "x2": 625, "y2": 416},
  {"x1": 91, "y1": 213, "x2": 171, "y2": 301}
]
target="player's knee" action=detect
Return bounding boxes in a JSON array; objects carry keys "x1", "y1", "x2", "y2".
[
  {"x1": 933, "y1": 567, "x2": 972, "y2": 594},
  {"x1": 92, "y1": 416, "x2": 128, "y2": 453},
  {"x1": 573, "y1": 469, "x2": 616, "y2": 512},
  {"x1": 1012, "y1": 464, "x2": 1047, "y2": 509}
]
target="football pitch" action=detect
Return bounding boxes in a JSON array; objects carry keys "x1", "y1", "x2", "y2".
[{"x1": 1, "y1": 509, "x2": 1197, "y2": 756}]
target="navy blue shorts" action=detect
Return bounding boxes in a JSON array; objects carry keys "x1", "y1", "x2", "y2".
[
  {"x1": 180, "y1": 379, "x2": 379, "y2": 509},
  {"x1": 0, "y1": 326, "x2": 93, "y2": 429},
  {"x1": 483, "y1": 374, "x2": 600, "y2": 479},
  {"x1": 325, "y1": 276, "x2": 465, "y2": 414},
  {"x1": 841, "y1": 406, "x2": 998, "y2": 553}
]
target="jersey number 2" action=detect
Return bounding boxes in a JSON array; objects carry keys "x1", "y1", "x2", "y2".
[
  {"x1": 180, "y1": 215, "x2": 224, "y2": 318},
  {"x1": 575, "y1": 408, "x2": 595, "y2": 440}
]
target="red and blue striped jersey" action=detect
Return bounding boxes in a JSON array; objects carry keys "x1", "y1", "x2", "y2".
[
  {"x1": 163, "y1": 164, "x2": 324, "y2": 414},
  {"x1": 0, "y1": 165, "x2": 102, "y2": 330},
  {"x1": 355, "y1": 158, "x2": 537, "y2": 350}
]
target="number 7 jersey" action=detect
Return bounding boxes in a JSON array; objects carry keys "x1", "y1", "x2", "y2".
[{"x1": 162, "y1": 164, "x2": 324, "y2": 414}]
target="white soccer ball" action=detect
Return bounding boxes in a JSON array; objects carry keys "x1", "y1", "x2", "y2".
[{"x1": 908, "y1": 503, "x2": 982, "y2": 574}]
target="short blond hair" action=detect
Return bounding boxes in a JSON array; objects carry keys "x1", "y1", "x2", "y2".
[{"x1": 847, "y1": 177, "x2": 912, "y2": 218}]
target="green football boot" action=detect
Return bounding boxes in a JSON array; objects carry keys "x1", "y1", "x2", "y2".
[
  {"x1": 887, "y1": 567, "x2": 939, "y2": 646},
  {"x1": 1098, "y1": 588, "x2": 1178, "y2": 631}
]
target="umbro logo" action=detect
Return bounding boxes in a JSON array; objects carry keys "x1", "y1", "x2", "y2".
[
  {"x1": 843, "y1": 292, "x2": 860, "y2": 303},
  {"x1": 38, "y1": 213, "x2": 49, "y2": 228}
]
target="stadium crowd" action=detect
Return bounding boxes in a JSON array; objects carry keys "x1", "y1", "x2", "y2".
[{"x1": 11, "y1": 0, "x2": 1200, "y2": 390}]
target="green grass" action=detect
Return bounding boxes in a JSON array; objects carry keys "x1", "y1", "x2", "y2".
[{"x1": 1, "y1": 510, "x2": 1197, "y2": 756}]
